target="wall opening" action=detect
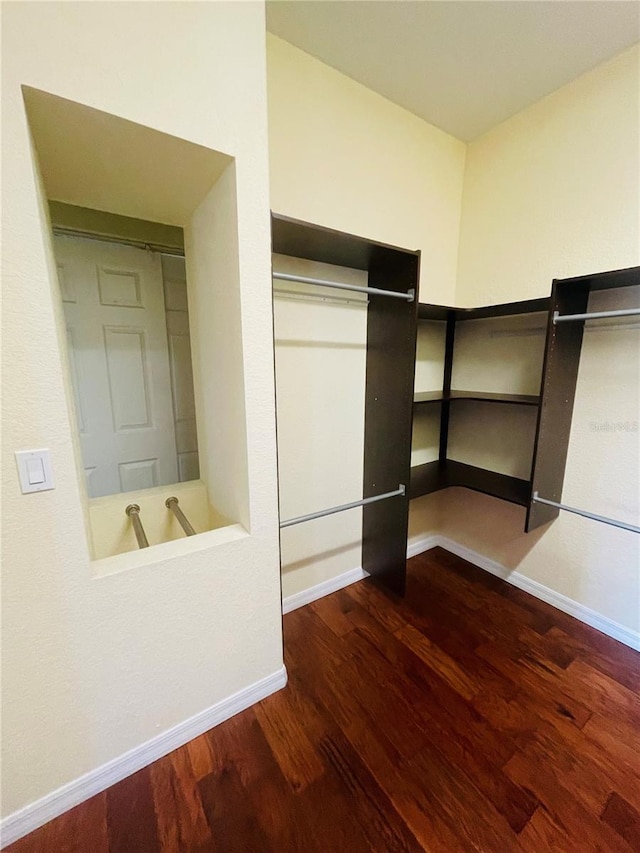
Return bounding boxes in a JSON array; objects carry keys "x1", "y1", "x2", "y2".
[{"x1": 24, "y1": 87, "x2": 250, "y2": 560}]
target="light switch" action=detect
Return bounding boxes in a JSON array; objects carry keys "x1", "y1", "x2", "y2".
[
  {"x1": 15, "y1": 449, "x2": 54, "y2": 493},
  {"x1": 27, "y1": 458, "x2": 46, "y2": 485}
]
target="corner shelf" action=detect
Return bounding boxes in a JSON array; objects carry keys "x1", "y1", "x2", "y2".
[
  {"x1": 418, "y1": 297, "x2": 550, "y2": 322},
  {"x1": 412, "y1": 267, "x2": 640, "y2": 534},
  {"x1": 414, "y1": 390, "x2": 540, "y2": 407},
  {"x1": 410, "y1": 459, "x2": 530, "y2": 506},
  {"x1": 411, "y1": 294, "x2": 547, "y2": 527}
]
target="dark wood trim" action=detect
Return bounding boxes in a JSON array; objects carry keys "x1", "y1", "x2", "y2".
[
  {"x1": 438, "y1": 312, "x2": 456, "y2": 462},
  {"x1": 446, "y1": 460, "x2": 530, "y2": 506},
  {"x1": 526, "y1": 280, "x2": 590, "y2": 530},
  {"x1": 409, "y1": 459, "x2": 447, "y2": 498},
  {"x1": 418, "y1": 298, "x2": 549, "y2": 322},
  {"x1": 418, "y1": 304, "x2": 452, "y2": 321},
  {"x1": 554, "y1": 266, "x2": 639, "y2": 291},
  {"x1": 454, "y1": 298, "x2": 550, "y2": 321},
  {"x1": 414, "y1": 390, "x2": 540, "y2": 407},
  {"x1": 272, "y1": 212, "x2": 419, "y2": 272},
  {"x1": 362, "y1": 251, "x2": 420, "y2": 595},
  {"x1": 410, "y1": 459, "x2": 529, "y2": 506}
]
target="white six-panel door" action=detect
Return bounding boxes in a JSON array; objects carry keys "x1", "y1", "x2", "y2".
[{"x1": 55, "y1": 235, "x2": 179, "y2": 498}]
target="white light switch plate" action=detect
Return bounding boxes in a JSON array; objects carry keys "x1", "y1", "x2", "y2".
[{"x1": 15, "y1": 449, "x2": 55, "y2": 493}]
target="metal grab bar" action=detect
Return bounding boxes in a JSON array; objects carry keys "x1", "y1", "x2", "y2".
[
  {"x1": 273, "y1": 271, "x2": 415, "y2": 303},
  {"x1": 125, "y1": 504, "x2": 149, "y2": 548},
  {"x1": 553, "y1": 307, "x2": 640, "y2": 324},
  {"x1": 165, "y1": 496, "x2": 196, "y2": 536},
  {"x1": 532, "y1": 492, "x2": 640, "y2": 534},
  {"x1": 280, "y1": 485, "x2": 406, "y2": 529}
]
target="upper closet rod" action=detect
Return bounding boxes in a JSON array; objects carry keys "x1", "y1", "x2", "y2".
[
  {"x1": 532, "y1": 492, "x2": 640, "y2": 534},
  {"x1": 273, "y1": 271, "x2": 415, "y2": 302},
  {"x1": 553, "y1": 307, "x2": 640, "y2": 324},
  {"x1": 280, "y1": 485, "x2": 405, "y2": 529}
]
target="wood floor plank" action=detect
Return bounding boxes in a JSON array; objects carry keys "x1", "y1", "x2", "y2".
[
  {"x1": 149, "y1": 747, "x2": 211, "y2": 852},
  {"x1": 504, "y1": 744, "x2": 636, "y2": 852},
  {"x1": 3, "y1": 792, "x2": 109, "y2": 853},
  {"x1": 601, "y1": 792, "x2": 640, "y2": 851},
  {"x1": 198, "y1": 761, "x2": 271, "y2": 853},
  {"x1": 185, "y1": 729, "x2": 215, "y2": 782},
  {"x1": 254, "y1": 687, "x2": 325, "y2": 792},
  {"x1": 7, "y1": 547, "x2": 640, "y2": 853},
  {"x1": 106, "y1": 766, "x2": 159, "y2": 853},
  {"x1": 517, "y1": 806, "x2": 589, "y2": 853}
]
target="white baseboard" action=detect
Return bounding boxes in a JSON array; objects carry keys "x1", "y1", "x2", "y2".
[
  {"x1": 0, "y1": 666, "x2": 287, "y2": 849},
  {"x1": 409, "y1": 535, "x2": 640, "y2": 653},
  {"x1": 407, "y1": 534, "x2": 440, "y2": 560},
  {"x1": 282, "y1": 567, "x2": 368, "y2": 614}
]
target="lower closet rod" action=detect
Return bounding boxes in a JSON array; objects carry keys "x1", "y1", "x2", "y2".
[
  {"x1": 280, "y1": 485, "x2": 405, "y2": 529},
  {"x1": 273, "y1": 271, "x2": 415, "y2": 303},
  {"x1": 532, "y1": 492, "x2": 640, "y2": 534},
  {"x1": 125, "y1": 504, "x2": 149, "y2": 548}
]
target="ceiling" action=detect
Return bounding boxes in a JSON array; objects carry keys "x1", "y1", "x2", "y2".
[{"x1": 266, "y1": 1, "x2": 640, "y2": 141}]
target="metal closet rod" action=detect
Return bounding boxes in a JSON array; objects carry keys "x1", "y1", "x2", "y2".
[
  {"x1": 272, "y1": 271, "x2": 415, "y2": 302},
  {"x1": 52, "y1": 226, "x2": 185, "y2": 258},
  {"x1": 280, "y1": 485, "x2": 405, "y2": 529},
  {"x1": 553, "y1": 307, "x2": 640, "y2": 324},
  {"x1": 166, "y1": 496, "x2": 196, "y2": 536},
  {"x1": 532, "y1": 492, "x2": 640, "y2": 534},
  {"x1": 125, "y1": 504, "x2": 149, "y2": 548}
]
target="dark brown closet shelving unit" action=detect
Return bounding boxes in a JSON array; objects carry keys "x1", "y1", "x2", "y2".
[
  {"x1": 527, "y1": 265, "x2": 640, "y2": 530},
  {"x1": 272, "y1": 213, "x2": 420, "y2": 595},
  {"x1": 271, "y1": 209, "x2": 638, "y2": 596},
  {"x1": 411, "y1": 266, "x2": 640, "y2": 536},
  {"x1": 411, "y1": 296, "x2": 548, "y2": 516}
]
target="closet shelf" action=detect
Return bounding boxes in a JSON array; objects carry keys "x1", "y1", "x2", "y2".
[
  {"x1": 413, "y1": 390, "x2": 540, "y2": 407},
  {"x1": 410, "y1": 459, "x2": 530, "y2": 507},
  {"x1": 418, "y1": 297, "x2": 550, "y2": 322}
]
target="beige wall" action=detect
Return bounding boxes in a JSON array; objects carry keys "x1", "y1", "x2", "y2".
[
  {"x1": 2, "y1": 1, "x2": 282, "y2": 821},
  {"x1": 456, "y1": 45, "x2": 640, "y2": 305},
  {"x1": 268, "y1": 38, "x2": 639, "y2": 634},
  {"x1": 48, "y1": 201, "x2": 185, "y2": 250},
  {"x1": 273, "y1": 255, "x2": 368, "y2": 598},
  {"x1": 267, "y1": 34, "x2": 466, "y2": 304},
  {"x1": 434, "y1": 45, "x2": 639, "y2": 633},
  {"x1": 267, "y1": 35, "x2": 464, "y2": 597}
]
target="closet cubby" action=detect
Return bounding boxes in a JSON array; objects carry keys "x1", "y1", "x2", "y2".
[
  {"x1": 271, "y1": 207, "x2": 638, "y2": 595},
  {"x1": 272, "y1": 214, "x2": 419, "y2": 595},
  {"x1": 410, "y1": 297, "x2": 550, "y2": 516},
  {"x1": 527, "y1": 266, "x2": 640, "y2": 530},
  {"x1": 411, "y1": 266, "x2": 639, "y2": 538}
]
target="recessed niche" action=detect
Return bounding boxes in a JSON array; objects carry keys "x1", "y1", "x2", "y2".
[{"x1": 25, "y1": 87, "x2": 249, "y2": 559}]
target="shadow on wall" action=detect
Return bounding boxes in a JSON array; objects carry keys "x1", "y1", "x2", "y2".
[
  {"x1": 412, "y1": 487, "x2": 548, "y2": 570},
  {"x1": 281, "y1": 541, "x2": 362, "y2": 574}
]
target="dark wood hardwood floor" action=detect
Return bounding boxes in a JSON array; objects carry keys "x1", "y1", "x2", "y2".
[{"x1": 7, "y1": 547, "x2": 640, "y2": 852}]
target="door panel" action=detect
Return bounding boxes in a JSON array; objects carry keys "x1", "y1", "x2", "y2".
[{"x1": 55, "y1": 236, "x2": 179, "y2": 497}]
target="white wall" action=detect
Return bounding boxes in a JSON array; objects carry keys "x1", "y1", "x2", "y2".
[
  {"x1": 429, "y1": 45, "x2": 640, "y2": 633},
  {"x1": 2, "y1": 1, "x2": 282, "y2": 823}
]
